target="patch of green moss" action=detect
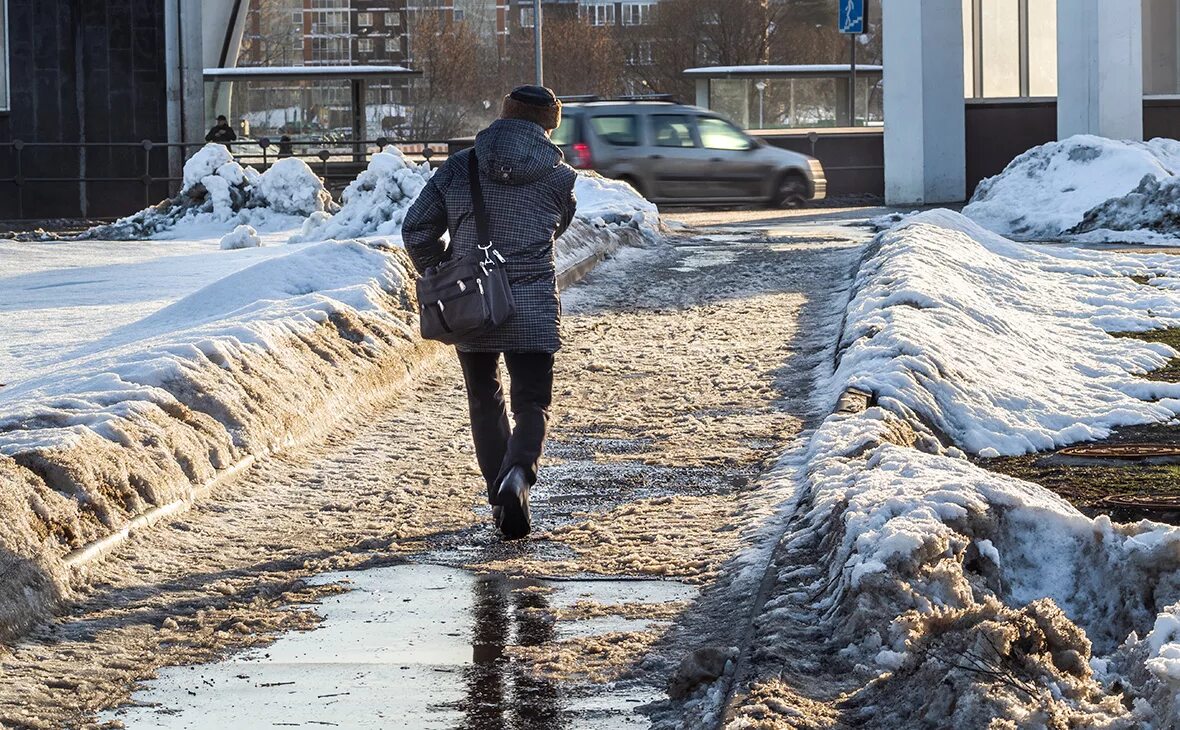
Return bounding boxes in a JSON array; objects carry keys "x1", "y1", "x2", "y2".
[{"x1": 1112, "y1": 328, "x2": 1180, "y2": 382}]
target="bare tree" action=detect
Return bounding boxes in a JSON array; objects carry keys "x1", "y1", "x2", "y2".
[
  {"x1": 499, "y1": 15, "x2": 624, "y2": 98},
  {"x1": 404, "y1": 14, "x2": 491, "y2": 139},
  {"x1": 239, "y1": 0, "x2": 304, "y2": 67}
]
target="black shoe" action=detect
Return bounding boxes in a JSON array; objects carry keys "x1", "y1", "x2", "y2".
[{"x1": 495, "y1": 466, "x2": 531, "y2": 540}]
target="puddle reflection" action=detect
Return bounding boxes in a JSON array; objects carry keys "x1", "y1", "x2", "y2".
[
  {"x1": 101, "y1": 564, "x2": 690, "y2": 729},
  {"x1": 459, "y1": 575, "x2": 562, "y2": 729}
]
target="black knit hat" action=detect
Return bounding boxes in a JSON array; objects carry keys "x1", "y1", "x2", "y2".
[{"x1": 501, "y1": 85, "x2": 562, "y2": 130}]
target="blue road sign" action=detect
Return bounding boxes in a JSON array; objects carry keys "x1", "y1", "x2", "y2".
[{"x1": 840, "y1": 0, "x2": 866, "y2": 34}]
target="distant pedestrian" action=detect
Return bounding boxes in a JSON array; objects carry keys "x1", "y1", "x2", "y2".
[
  {"x1": 205, "y1": 115, "x2": 236, "y2": 146},
  {"x1": 402, "y1": 85, "x2": 577, "y2": 540},
  {"x1": 277, "y1": 135, "x2": 294, "y2": 158}
]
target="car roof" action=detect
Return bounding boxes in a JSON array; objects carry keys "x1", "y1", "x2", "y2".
[{"x1": 562, "y1": 101, "x2": 708, "y2": 114}]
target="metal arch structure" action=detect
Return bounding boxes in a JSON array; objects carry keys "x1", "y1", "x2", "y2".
[{"x1": 163, "y1": 0, "x2": 249, "y2": 179}]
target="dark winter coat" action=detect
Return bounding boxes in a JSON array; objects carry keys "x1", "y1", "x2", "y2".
[
  {"x1": 402, "y1": 119, "x2": 578, "y2": 354},
  {"x1": 205, "y1": 123, "x2": 237, "y2": 144}
]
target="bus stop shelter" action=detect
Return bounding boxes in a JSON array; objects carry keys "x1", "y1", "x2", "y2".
[
  {"x1": 203, "y1": 65, "x2": 421, "y2": 160},
  {"x1": 684, "y1": 64, "x2": 884, "y2": 130}
]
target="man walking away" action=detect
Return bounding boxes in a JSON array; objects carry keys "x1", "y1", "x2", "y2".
[
  {"x1": 205, "y1": 115, "x2": 237, "y2": 146},
  {"x1": 402, "y1": 86, "x2": 577, "y2": 540}
]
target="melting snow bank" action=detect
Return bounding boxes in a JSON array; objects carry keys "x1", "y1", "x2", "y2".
[
  {"x1": 0, "y1": 165, "x2": 658, "y2": 641},
  {"x1": 963, "y1": 135, "x2": 1180, "y2": 242},
  {"x1": 0, "y1": 241, "x2": 430, "y2": 641},
  {"x1": 80, "y1": 144, "x2": 337, "y2": 241},
  {"x1": 664, "y1": 211, "x2": 1180, "y2": 728},
  {"x1": 833, "y1": 209, "x2": 1180, "y2": 456}
]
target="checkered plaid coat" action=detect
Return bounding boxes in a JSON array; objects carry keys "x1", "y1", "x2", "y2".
[{"x1": 403, "y1": 119, "x2": 578, "y2": 354}]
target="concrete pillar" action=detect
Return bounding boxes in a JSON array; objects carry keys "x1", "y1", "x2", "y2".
[
  {"x1": 1057, "y1": 0, "x2": 1143, "y2": 140},
  {"x1": 882, "y1": 0, "x2": 966, "y2": 205}
]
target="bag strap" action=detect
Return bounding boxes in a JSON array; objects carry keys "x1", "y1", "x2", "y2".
[{"x1": 467, "y1": 150, "x2": 492, "y2": 248}]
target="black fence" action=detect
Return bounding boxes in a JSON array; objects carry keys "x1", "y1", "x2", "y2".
[{"x1": 0, "y1": 138, "x2": 450, "y2": 221}]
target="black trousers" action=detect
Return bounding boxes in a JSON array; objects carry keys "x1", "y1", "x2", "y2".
[{"x1": 457, "y1": 351, "x2": 555, "y2": 504}]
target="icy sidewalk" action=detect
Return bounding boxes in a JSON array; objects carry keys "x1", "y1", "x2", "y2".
[
  {"x1": 0, "y1": 144, "x2": 659, "y2": 642},
  {"x1": 671, "y1": 211, "x2": 1180, "y2": 728}
]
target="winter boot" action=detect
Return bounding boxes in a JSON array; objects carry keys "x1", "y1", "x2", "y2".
[{"x1": 495, "y1": 466, "x2": 531, "y2": 540}]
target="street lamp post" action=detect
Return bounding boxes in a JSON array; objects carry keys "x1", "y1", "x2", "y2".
[
  {"x1": 533, "y1": 0, "x2": 543, "y2": 86},
  {"x1": 755, "y1": 81, "x2": 767, "y2": 129}
]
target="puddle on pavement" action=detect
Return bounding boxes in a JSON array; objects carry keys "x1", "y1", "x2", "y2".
[{"x1": 103, "y1": 564, "x2": 695, "y2": 729}]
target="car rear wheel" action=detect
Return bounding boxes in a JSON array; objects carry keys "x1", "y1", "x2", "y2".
[{"x1": 772, "y1": 172, "x2": 809, "y2": 208}]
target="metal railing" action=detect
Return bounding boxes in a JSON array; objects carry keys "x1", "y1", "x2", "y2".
[{"x1": 0, "y1": 137, "x2": 450, "y2": 220}]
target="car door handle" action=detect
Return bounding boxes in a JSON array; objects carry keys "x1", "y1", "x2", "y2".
[
  {"x1": 710, "y1": 157, "x2": 723, "y2": 163},
  {"x1": 649, "y1": 154, "x2": 663, "y2": 160}
]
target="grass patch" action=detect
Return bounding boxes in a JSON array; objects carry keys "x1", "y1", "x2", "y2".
[
  {"x1": 1112, "y1": 328, "x2": 1180, "y2": 382},
  {"x1": 984, "y1": 455, "x2": 1180, "y2": 507},
  {"x1": 1131, "y1": 274, "x2": 1153, "y2": 285}
]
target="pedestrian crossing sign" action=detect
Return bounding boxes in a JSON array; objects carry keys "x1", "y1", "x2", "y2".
[{"x1": 840, "y1": 0, "x2": 866, "y2": 34}]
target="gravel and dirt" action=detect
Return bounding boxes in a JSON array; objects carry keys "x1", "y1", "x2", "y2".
[{"x1": 0, "y1": 208, "x2": 877, "y2": 729}]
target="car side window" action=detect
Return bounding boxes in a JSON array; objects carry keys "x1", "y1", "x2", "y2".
[
  {"x1": 697, "y1": 117, "x2": 752, "y2": 151},
  {"x1": 550, "y1": 114, "x2": 579, "y2": 146},
  {"x1": 650, "y1": 115, "x2": 698, "y2": 148},
  {"x1": 589, "y1": 115, "x2": 639, "y2": 146}
]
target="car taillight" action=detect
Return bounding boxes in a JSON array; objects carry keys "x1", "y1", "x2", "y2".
[{"x1": 571, "y1": 142, "x2": 593, "y2": 169}]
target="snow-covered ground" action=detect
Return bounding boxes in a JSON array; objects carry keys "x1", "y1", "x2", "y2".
[
  {"x1": 680, "y1": 209, "x2": 1180, "y2": 727},
  {"x1": 0, "y1": 143, "x2": 658, "y2": 639},
  {"x1": 963, "y1": 135, "x2": 1180, "y2": 243}
]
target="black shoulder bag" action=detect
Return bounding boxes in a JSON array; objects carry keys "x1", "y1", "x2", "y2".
[{"x1": 416, "y1": 152, "x2": 516, "y2": 344}]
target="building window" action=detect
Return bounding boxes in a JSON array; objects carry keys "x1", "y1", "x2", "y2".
[
  {"x1": 520, "y1": 5, "x2": 535, "y2": 28},
  {"x1": 963, "y1": 0, "x2": 1057, "y2": 99},
  {"x1": 358, "y1": 37, "x2": 374, "y2": 53},
  {"x1": 385, "y1": 12, "x2": 401, "y2": 27},
  {"x1": 626, "y1": 40, "x2": 653, "y2": 66},
  {"x1": 357, "y1": 12, "x2": 373, "y2": 26},
  {"x1": 453, "y1": 8, "x2": 465, "y2": 21},
  {"x1": 1145, "y1": 0, "x2": 1180, "y2": 94},
  {"x1": 622, "y1": 3, "x2": 653, "y2": 26},
  {"x1": 580, "y1": 3, "x2": 616, "y2": 26},
  {"x1": 310, "y1": 36, "x2": 350, "y2": 64}
]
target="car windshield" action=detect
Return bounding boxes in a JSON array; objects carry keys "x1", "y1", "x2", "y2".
[
  {"x1": 589, "y1": 115, "x2": 639, "y2": 146},
  {"x1": 698, "y1": 117, "x2": 751, "y2": 150}
]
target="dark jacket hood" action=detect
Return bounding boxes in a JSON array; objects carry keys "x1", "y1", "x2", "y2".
[{"x1": 473, "y1": 118, "x2": 564, "y2": 186}]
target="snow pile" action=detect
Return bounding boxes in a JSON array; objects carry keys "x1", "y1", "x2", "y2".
[
  {"x1": 291, "y1": 147, "x2": 660, "y2": 276},
  {"x1": 219, "y1": 224, "x2": 263, "y2": 250},
  {"x1": 964, "y1": 135, "x2": 1180, "y2": 239},
  {"x1": 572, "y1": 171, "x2": 660, "y2": 238},
  {"x1": 291, "y1": 145, "x2": 432, "y2": 243},
  {"x1": 832, "y1": 209, "x2": 1180, "y2": 456},
  {"x1": 81, "y1": 144, "x2": 337, "y2": 241},
  {"x1": 0, "y1": 240, "x2": 429, "y2": 639},
  {"x1": 1071, "y1": 173, "x2": 1180, "y2": 238},
  {"x1": 671, "y1": 210, "x2": 1180, "y2": 727}
]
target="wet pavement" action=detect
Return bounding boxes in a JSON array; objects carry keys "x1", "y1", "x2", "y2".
[
  {"x1": 102, "y1": 565, "x2": 696, "y2": 729},
  {"x1": 1, "y1": 207, "x2": 873, "y2": 729}
]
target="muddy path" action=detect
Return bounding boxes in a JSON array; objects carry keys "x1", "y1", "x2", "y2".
[{"x1": 0, "y1": 212, "x2": 870, "y2": 729}]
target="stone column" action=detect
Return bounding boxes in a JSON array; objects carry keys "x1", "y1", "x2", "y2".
[
  {"x1": 882, "y1": 0, "x2": 966, "y2": 205},
  {"x1": 1057, "y1": 0, "x2": 1143, "y2": 140}
]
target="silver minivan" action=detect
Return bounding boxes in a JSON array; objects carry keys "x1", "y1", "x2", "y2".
[{"x1": 552, "y1": 100, "x2": 826, "y2": 206}]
